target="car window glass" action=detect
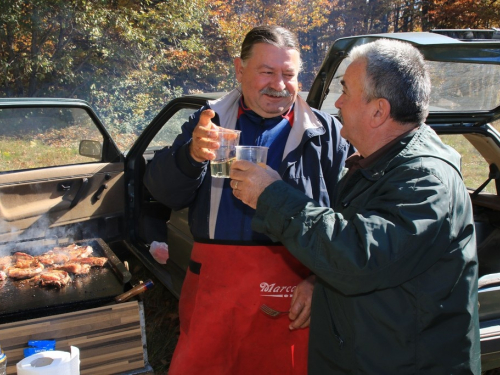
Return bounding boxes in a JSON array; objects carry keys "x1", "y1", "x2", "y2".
[
  {"x1": 325, "y1": 58, "x2": 500, "y2": 114},
  {"x1": 0, "y1": 107, "x2": 104, "y2": 172},
  {"x1": 325, "y1": 58, "x2": 352, "y2": 115},
  {"x1": 148, "y1": 108, "x2": 196, "y2": 150},
  {"x1": 439, "y1": 134, "x2": 494, "y2": 194},
  {"x1": 428, "y1": 61, "x2": 500, "y2": 111},
  {"x1": 492, "y1": 119, "x2": 500, "y2": 133}
]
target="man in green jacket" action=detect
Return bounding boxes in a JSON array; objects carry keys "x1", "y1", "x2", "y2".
[{"x1": 230, "y1": 38, "x2": 480, "y2": 374}]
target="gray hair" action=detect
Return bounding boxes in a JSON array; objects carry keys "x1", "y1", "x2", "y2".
[
  {"x1": 349, "y1": 39, "x2": 431, "y2": 125},
  {"x1": 240, "y1": 25, "x2": 302, "y2": 70}
]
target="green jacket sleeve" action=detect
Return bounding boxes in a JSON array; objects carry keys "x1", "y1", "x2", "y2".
[{"x1": 252, "y1": 167, "x2": 472, "y2": 295}]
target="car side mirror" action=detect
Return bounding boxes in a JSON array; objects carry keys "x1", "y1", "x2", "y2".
[{"x1": 79, "y1": 140, "x2": 102, "y2": 159}]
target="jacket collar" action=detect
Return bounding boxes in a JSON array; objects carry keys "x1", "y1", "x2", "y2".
[
  {"x1": 208, "y1": 88, "x2": 325, "y2": 161},
  {"x1": 207, "y1": 88, "x2": 325, "y2": 239},
  {"x1": 356, "y1": 124, "x2": 462, "y2": 181}
]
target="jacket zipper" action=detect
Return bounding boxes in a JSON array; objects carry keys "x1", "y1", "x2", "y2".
[{"x1": 322, "y1": 286, "x2": 344, "y2": 349}]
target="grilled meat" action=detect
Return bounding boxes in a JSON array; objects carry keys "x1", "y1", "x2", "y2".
[
  {"x1": 31, "y1": 270, "x2": 72, "y2": 288},
  {"x1": 52, "y1": 244, "x2": 93, "y2": 260},
  {"x1": 37, "y1": 251, "x2": 70, "y2": 265},
  {"x1": 6, "y1": 252, "x2": 45, "y2": 279},
  {"x1": 13, "y1": 252, "x2": 41, "y2": 268},
  {"x1": 1, "y1": 243, "x2": 105, "y2": 285},
  {"x1": 0, "y1": 256, "x2": 12, "y2": 271},
  {"x1": 7, "y1": 263, "x2": 45, "y2": 279},
  {"x1": 54, "y1": 262, "x2": 91, "y2": 275},
  {"x1": 73, "y1": 257, "x2": 108, "y2": 267}
]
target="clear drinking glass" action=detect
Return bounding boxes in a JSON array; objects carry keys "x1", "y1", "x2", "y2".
[
  {"x1": 235, "y1": 146, "x2": 268, "y2": 167},
  {"x1": 210, "y1": 128, "x2": 241, "y2": 178}
]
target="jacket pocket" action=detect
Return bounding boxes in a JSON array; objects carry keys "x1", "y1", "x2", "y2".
[{"x1": 322, "y1": 286, "x2": 345, "y2": 349}]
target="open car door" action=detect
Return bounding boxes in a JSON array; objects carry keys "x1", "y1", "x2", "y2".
[{"x1": 0, "y1": 99, "x2": 125, "y2": 245}]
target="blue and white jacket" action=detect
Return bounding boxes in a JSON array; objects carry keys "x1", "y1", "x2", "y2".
[{"x1": 144, "y1": 88, "x2": 352, "y2": 243}]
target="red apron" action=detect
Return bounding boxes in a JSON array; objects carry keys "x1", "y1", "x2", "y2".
[{"x1": 168, "y1": 242, "x2": 310, "y2": 375}]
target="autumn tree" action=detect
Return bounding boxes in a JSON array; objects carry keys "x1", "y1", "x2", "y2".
[
  {"x1": 204, "y1": 0, "x2": 335, "y2": 89},
  {"x1": 0, "y1": 0, "x2": 214, "y2": 143},
  {"x1": 428, "y1": 0, "x2": 500, "y2": 28},
  {"x1": 1, "y1": 0, "x2": 498, "y2": 147}
]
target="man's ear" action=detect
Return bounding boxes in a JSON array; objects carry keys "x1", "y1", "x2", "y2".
[
  {"x1": 371, "y1": 98, "x2": 391, "y2": 128},
  {"x1": 234, "y1": 57, "x2": 244, "y2": 83}
]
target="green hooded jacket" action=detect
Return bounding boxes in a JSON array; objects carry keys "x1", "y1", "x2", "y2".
[{"x1": 253, "y1": 124, "x2": 480, "y2": 374}]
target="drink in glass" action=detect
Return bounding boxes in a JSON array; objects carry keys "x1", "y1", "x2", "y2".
[{"x1": 210, "y1": 128, "x2": 241, "y2": 178}]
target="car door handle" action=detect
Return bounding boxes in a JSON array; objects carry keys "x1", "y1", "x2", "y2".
[
  {"x1": 92, "y1": 184, "x2": 108, "y2": 201},
  {"x1": 58, "y1": 182, "x2": 73, "y2": 191},
  {"x1": 69, "y1": 178, "x2": 89, "y2": 209}
]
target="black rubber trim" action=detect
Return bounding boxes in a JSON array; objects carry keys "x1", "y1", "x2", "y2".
[
  {"x1": 189, "y1": 260, "x2": 202, "y2": 275},
  {"x1": 192, "y1": 237, "x2": 282, "y2": 247}
]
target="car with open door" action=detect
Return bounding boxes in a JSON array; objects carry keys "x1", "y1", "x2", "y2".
[{"x1": 2, "y1": 29, "x2": 500, "y2": 373}]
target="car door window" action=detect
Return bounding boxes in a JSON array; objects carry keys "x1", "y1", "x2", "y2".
[
  {"x1": 0, "y1": 107, "x2": 104, "y2": 172},
  {"x1": 148, "y1": 108, "x2": 196, "y2": 150},
  {"x1": 439, "y1": 133, "x2": 494, "y2": 194}
]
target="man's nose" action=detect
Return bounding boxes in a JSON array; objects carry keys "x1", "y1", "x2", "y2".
[
  {"x1": 269, "y1": 74, "x2": 286, "y2": 91},
  {"x1": 334, "y1": 96, "x2": 342, "y2": 109}
]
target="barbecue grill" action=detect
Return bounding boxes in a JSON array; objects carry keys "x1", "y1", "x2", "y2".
[{"x1": 0, "y1": 237, "x2": 131, "y2": 324}]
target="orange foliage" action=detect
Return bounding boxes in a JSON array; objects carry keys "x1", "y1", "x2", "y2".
[
  {"x1": 428, "y1": 0, "x2": 500, "y2": 28},
  {"x1": 206, "y1": 0, "x2": 335, "y2": 59}
]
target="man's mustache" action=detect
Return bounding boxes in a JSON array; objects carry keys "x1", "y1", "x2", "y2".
[
  {"x1": 337, "y1": 109, "x2": 343, "y2": 123},
  {"x1": 260, "y1": 88, "x2": 292, "y2": 97}
]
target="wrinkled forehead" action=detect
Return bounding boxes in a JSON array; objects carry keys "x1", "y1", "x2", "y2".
[
  {"x1": 342, "y1": 60, "x2": 367, "y2": 89},
  {"x1": 243, "y1": 43, "x2": 302, "y2": 70}
]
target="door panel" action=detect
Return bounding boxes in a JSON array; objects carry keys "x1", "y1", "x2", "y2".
[
  {"x1": 0, "y1": 162, "x2": 124, "y2": 243},
  {"x1": 0, "y1": 101, "x2": 125, "y2": 244},
  {"x1": 125, "y1": 98, "x2": 208, "y2": 295}
]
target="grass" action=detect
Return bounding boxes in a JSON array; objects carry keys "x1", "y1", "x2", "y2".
[
  {"x1": 440, "y1": 134, "x2": 493, "y2": 193},
  {"x1": 0, "y1": 138, "x2": 88, "y2": 171},
  {"x1": 0, "y1": 125, "x2": 134, "y2": 172},
  {"x1": 3, "y1": 121, "x2": 500, "y2": 194}
]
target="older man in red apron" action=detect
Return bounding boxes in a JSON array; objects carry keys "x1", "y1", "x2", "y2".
[{"x1": 144, "y1": 25, "x2": 352, "y2": 374}]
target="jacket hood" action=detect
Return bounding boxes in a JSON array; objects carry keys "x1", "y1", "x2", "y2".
[{"x1": 368, "y1": 124, "x2": 463, "y2": 180}]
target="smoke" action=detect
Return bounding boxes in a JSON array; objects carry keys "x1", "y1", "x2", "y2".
[{"x1": 0, "y1": 213, "x2": 84, "y2": 255}]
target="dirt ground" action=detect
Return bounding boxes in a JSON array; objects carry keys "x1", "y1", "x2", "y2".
[{"x1": 126, "y1": 257, "x2": 180, "y2": 374}]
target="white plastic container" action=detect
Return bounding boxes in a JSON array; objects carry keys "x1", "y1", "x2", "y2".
[{"x1": 0, "y1": 345, "x2": 7, "y2": 375}]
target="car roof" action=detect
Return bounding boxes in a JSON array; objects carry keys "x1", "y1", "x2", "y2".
[
  {"x1": 326, "y1": 31, "x2": 500, "y2": 62},
  {"x1": 181, "y1": 93, "x2": 226, "y2": 101},
  {"x1": 342, "y1": 31, "x2": 465, "y2": 45},
  {"x1": 0, "y1": 97, "x2": 91, "y2": 106},
  {"x1": 430, "y1": 28, "x2": 500, "y2": 41},
  {"x1": 0, "y1": 97, "x2": 93, "y2": 112},
  {"x1": 348, "y1": 30, "x2": 500, "y2": 46}
]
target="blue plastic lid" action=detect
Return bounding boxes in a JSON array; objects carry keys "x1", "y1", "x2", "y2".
[{"x1": 0, "y1": 351, "x2": 5, "y2": 361}]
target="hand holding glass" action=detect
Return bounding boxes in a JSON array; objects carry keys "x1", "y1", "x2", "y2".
[
  {"x1": 235, "y1": 146, "x2": 268, "y2": 167},
  {"x1": 210, "y1": 128, "x2": 241, "y2": 178}
]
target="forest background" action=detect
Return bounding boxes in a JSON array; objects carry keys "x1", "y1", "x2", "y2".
[{"x1": 1, "y1": 0, "x2": 499, "y2": 149}]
